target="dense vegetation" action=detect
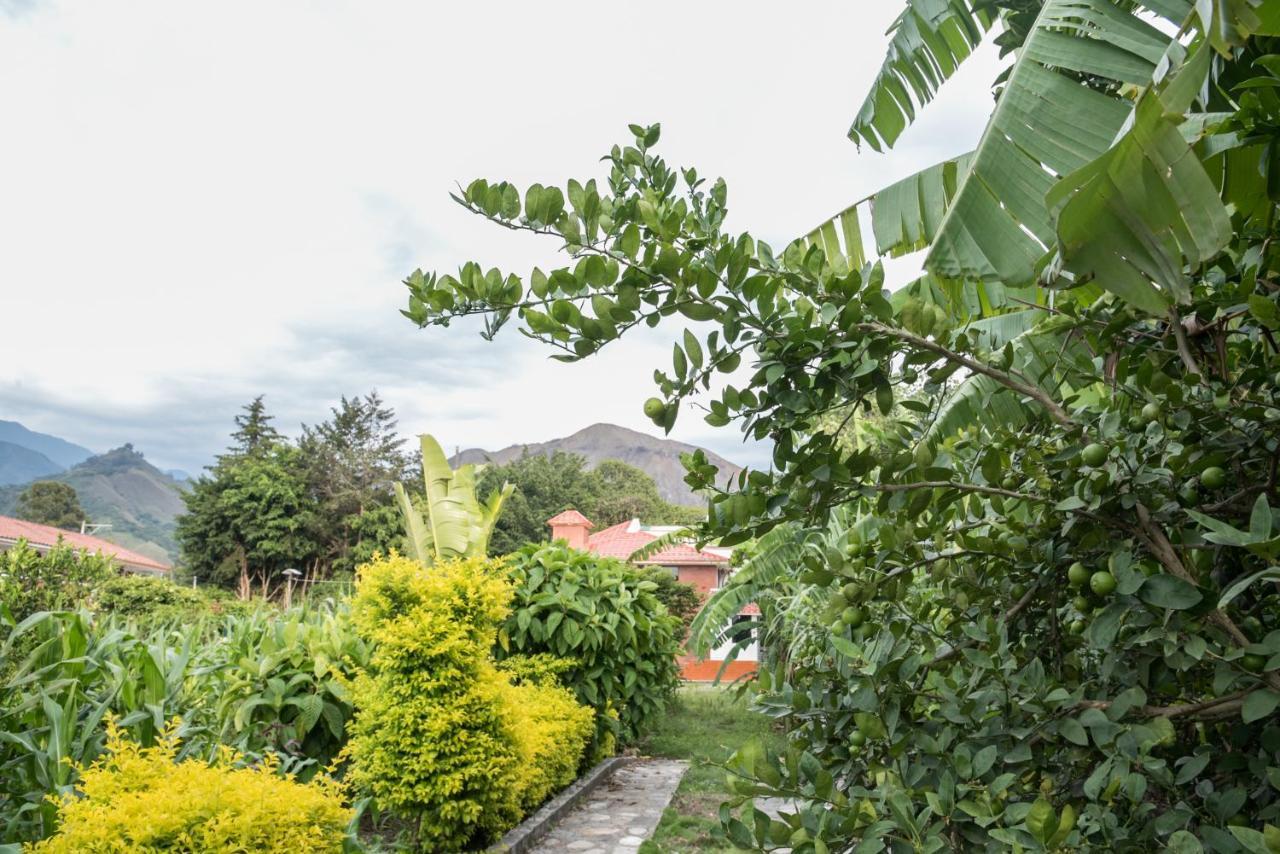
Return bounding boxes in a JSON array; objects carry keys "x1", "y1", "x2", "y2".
[
  {"x1": 1, "y1": 457, "x2": 682, "y2": 851},
  {"x1": 14, "y1": 481, "x2": 85, "y2": 530},
  {"x1": 477, "y1": 451, "x2": 703, "y2": 554},
  {"x1": 400, "y1": 0, "x2": 1280, "y2": 848}
]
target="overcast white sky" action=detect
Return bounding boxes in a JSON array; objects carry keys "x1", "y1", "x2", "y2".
[{"x1": 0, "y1": 1, "x2": 1004, "y2": 474}]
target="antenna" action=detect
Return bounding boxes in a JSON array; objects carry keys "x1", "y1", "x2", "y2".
[{"x1": 81, "y1": 520, "x2": 113, "y2": 536}]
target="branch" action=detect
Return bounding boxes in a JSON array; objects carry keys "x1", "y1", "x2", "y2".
[
  {"x1": 1078, "y1": 690, "x2": 1248, "y2": 722},
  {"x1": 872, "y1": 481, "x2": 1044, "y2": 502},
  {"x1": 862, "y1": 323, "x2": 1075, "y2": 426}
]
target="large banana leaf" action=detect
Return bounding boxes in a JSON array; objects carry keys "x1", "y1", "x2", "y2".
[
  {"x1": 924, "y1": 0, "x2": 1190, "y2": 287},
  {"x1": 1046, "y1": 42, "x2": 1231, "y2": 314},
  {"x1": 395, "y1": 435, "x2": 511, "y2": 565},
  {"x1": 919, "y1": 313, "x2": 1083, "y2": 450},
  {"x1": 801, "y1": 151, "x2": 973, "y2": 273},
  {"x1": 849, "y1": 0, "x2": 994, "y2": 151}
]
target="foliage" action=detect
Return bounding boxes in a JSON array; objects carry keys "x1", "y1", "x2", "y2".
[
  {"x1": 176, "y1": 439, "x2": 318, "y2": 598},
  {"x1": 500, "y1": 543, "x2": 681, "y2": 755},
  {"x1": 298, "y1": 391, "x2": 411, "y2": 574},
  {"x1": 397, "y1": 1, "x2": 1280, "y2": 845},
  {"x1": 31, "y1": 719, "x2": 350, "y2": 853},
  {"x1": 632, "y1": 565, "x2": 703, "y2": 638},
  {"x1": 14, "y1": 482, "x2": 84, "y2": 531},
  {"x1": 393, "y1": 434, "x2": 513, "y2": 566},
  {"x1": 344, "y1": 552, "x2": 592, "y2": 850},
  {"x1": 0, "y1": 600, "x2": 364, "y2": 845},
  {"x1": 0, "y1": 540, "x2": 115, "y2": 624},
  {"x1": 503, "y1": 679, "x2": 595, "y2": 811},
  {"x1": 176, "y1": 394, "x2": 413, "y2": 596},
  {"x1": 477, "y1": 451, "x2": 705, "y2": 554}
]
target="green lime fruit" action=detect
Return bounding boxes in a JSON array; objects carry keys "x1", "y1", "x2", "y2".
[
  {"x1": 848, "y1": 731, "x2": 867, "y2": 748},
  {"x1": 829, "y1": 620, "x2": 845, "y2": 634},
  {"x1": 790, "y1": 484, "x2": 812, "y2": 506},
  {"x1": 1073, "y1": 595, "x2": 1092, "y2": 613},
  {"x1": 1067, "y1": 562, "x2": 1090, "y2": 586},
  {"x1": 1141, "y1": 401, "x2": 1163, "y2": 423},
  {"x1": 1201, "y1": 466, "x2": 1227, "y2": 489},
  {"x1": 1081, "y1": 442, "x2": 1108, "y2": 467},
  {"x1": 1242, "y1": 653, "x2": 1267, "y2": 673},
  {"x1": 1090, "y1": 571, "x2": 1117, "y2": 597},
  {"x1": 642, "y1": 397, "x2": 666, "y2": 420},
  {"x1": 841, "y1": 582, "x2": 859, "y2": 601},
  {"x1": 1240, "y1": 616, "x2": 1263, "y2": 640},
  {"x1": 1069, "y1": 619, "x2": 1086, "y2": 635},
  {"x1": 844, "y1": 607, "x2": 865, "y2": 629}
]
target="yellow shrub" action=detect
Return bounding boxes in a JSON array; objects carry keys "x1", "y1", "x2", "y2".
[
  {"x1": 502, "y1": 680, "x2": 594, "y2": 810},
  {"x1": 344, "y1": 553, "x2": 523, "y2": 851},
  {"x1": 30, "y1": 721, "x2": 350, "y2": 853}
]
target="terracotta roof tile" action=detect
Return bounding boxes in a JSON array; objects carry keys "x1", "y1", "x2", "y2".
[
  {"x1": 546, "y1": 509, "x2": 594, "y2": 528},
  {"x1": 0, "y1": 515, "x2": 170, "y2": 573},
  {"x1": 585, "y1": 519, "x2": 726, "y2": 565}
]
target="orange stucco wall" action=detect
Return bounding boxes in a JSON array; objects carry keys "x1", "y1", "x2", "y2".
[
  {"x1": 679, "y1": 655, "x2": 757, "y2": 682},
  {"x1": 674, "y1": 564, "x2": 720, "y2": 595}
]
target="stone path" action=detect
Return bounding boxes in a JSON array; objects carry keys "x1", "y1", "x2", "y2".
[{"x1": 528, "y1": 759, "x2": 688, "y2": 854}]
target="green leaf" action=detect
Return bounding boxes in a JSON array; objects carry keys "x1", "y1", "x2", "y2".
[
  {"x1": 1243, "y1": 690, "x2": 1280, "y2": 724},
  {"x1": 1026, "y1": 798, "x2": 1058, "y2": 845},
  {"x1": 1167, "y1": 830, "x2": 1205, "y2": 854},
  {"x1": 1137, "y1": 574, "x2": 1203, "y2": 610},
  {"x1": 1219, "y1": 567, "x2": 1280, "y2": 609}
]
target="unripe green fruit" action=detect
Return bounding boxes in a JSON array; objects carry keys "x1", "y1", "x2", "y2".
[
  {"x1": 842, "y1": 607, "x2": 865, "y2": 629},
  {"x1": 1141, "y1": 402, "x2": 1162, "y2": 423},
  {"x1": 1081, "y1": 442, "x2": 1108, "y2": 467},
  {"x1": 1201, "y1": 466, "x2": 1227, "y2": 489},
  {"x1": 848, "y1": 730, "x2": 867, "y2": 748},
  {"x1": 1090, "y1": 571, "x2": 1116, "y2": 597},
  {"x1": 841, "y1": 582, "x2": 859, "y2": 601},
  {"x1": 790, "y1": 484, "x2": 812, "y2": 506},
  {"x1": 1073, "y1": 595, "x2": 1092, "y2": 613},
  {"x1": 642, "y1": 397, "x2": 666, "y2": 420},
  {"x1": 1069, "y1": 619, "x2": 1086, "y2": 635},
  {"x1": 1067, "y1": 562, "x2": 1090, "y2": 586},
  {"x1": 1242, "y1": 653, "x2": 1267, "y2": 673}
]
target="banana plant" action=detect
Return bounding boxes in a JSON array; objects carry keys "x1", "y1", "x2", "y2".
[{"x1": 392, "y1": 434, "x2": 512, "y2": 564}]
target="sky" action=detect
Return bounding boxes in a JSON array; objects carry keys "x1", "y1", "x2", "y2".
[{"x1": 0, "y1": 1, "x2": 1004, "y2": 475}]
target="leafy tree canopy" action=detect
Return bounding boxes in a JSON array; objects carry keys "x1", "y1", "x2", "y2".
[
  {"x1": 398, "y1": 0, "x2": 1280, "y2": 847},
  {"x1": 475, "y1": 451, "x2": 703, "y2": 555},
  {"x1": 15, "y1": 481, "x2": 85, "y2": 530}
]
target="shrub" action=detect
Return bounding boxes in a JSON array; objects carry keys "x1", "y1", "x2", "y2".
[
  {"x1": 502, "y1": 679, "x2": 595, "y2": 810},
  {"x1": 93, "y1": 574, "x2": 205, "y2": 616},
  {"x1": 344, "y1": 553, "x2": 522, "y2": 850},
  {"x1": 500, "y1": 543, "x2": 681, "y2": 756},
  {"x1": 32, "y1": 720, "x2": 350, "y2": 853},
  {"x1": 632, "y1": 565, "x2": 702, "y2": 639},
  {"x1": 0, "y1": 540, "x2": 115, "y2": 623}
]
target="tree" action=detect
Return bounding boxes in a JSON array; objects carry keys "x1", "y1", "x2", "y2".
[
  {"x1": 223, "y1": 395, "x2": 281, "y2": 461},
  {"x1": 398, "y1": 1, "x2": 1280, "y2": 846},
  {"x1": 178, "y1": 401, "x2": 317, "y2": 598},
  {"x1": 476, "y1": 452, "x2": 704, "y2": 554},
  {"x1": 14, "y1": 482, "x2": 85, "y2": 530},
  {"x1": 298, "y1": 391, "x2": 410, "y2": 570}
]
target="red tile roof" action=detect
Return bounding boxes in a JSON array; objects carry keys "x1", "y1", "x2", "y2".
[
  {"x1": 0, "y1": 515, "x2": 170, "y2": 573},
  {"x1": 546, "y1": 509, "x2": 594, "y2": 528},
  {"x1": 586, "y1": 520, "x2": 727, "y2": 565}
]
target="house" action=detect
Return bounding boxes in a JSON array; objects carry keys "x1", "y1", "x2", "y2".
[
  {"x1": 547, "y1": 510, "x2": 758, "y2": 682},
  {"x1": 0, "y1": 515, "x2": 171, "y2": 576}
]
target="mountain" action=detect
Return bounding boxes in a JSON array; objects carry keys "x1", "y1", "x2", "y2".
[
  {"x1": 452, "y1": 423, "x2": 743, "y2": 506},
  {"x1": 0, "y1": 420, "x2": 93, "y2": 468},
  {"x1": 0, "y1": 440, "x2": 64, "y2": 485},
  {"x1": 0, "y1": 444, "x2": 187, "y2": 564}
]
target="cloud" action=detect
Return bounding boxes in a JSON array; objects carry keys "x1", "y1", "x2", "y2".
[{"x1": 0, "y1": 0, "x2": 1005, "y2": 479}]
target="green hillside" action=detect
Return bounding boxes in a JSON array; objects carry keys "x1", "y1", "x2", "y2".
[
  {"x1": 0, "y1": 445, "x2": 187, "y2": 564},
  {"x1": 0, "y1": 440, "x2": 63, "y2": 486}
]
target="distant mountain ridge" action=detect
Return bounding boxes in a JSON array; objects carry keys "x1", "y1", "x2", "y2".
[
  {"x1": 0, "y1": 443, "x2": 186, "y2": 564},
  {"x1": 0, "y1": 440, "x2": 64, "y2": 485},
  {"x1": 0, "y1": 420, "x2": 94, "y2": 468},
  {"x1": 451, "y1": 423, "x2": 742, "y2": 506}
]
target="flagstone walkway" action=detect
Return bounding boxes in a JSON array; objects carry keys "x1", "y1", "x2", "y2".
[{"x1": 528, "y1": 759, "x2": 688, "y2": 854}]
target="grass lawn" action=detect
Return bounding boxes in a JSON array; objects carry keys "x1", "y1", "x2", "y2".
[{"x1": 636, "y1": 684, "x2": 784, "y2": 853}]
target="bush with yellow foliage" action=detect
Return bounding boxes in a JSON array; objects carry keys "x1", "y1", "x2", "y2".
[
  {"x1": 31, "y1": 720, "x2": 350, "y2": 853},
  {"x1": 343, "y1": 553, "x2": 593, "y2": 851}
]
